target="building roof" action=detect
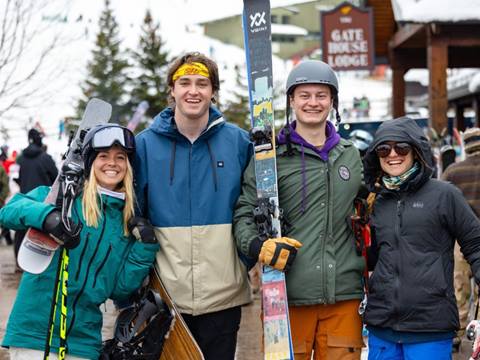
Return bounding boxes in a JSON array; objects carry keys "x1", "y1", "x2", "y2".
[
  {"x1": 198, "y1": 0, "x2": 316, "y2": 24},
  {"x1": 391, "y1": 0, "x2": 480, "y2": 23},
  {"x1": 271, "y1": 23, "x2": 308, "y2": 35}
]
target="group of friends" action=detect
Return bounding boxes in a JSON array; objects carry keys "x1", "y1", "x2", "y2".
[{"x1": 1, "y1": 51, "x2": 480, "y2": 360}]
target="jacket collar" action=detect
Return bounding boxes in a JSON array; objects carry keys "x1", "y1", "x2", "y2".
[{"x1": 149, "y1": 105, "x2": 225, "y2": 141}]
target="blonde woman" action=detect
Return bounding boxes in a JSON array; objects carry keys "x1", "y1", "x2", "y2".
[{"x1": 0, "y1": 124, "x2": 159, "y2": 360}]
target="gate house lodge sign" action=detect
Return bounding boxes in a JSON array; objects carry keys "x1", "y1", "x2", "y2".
[{"x1": 321, "y1": 2, "x2": 375, "y2": 71}]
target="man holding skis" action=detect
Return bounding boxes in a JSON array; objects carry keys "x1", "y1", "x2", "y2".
[
  {"x1": 234, "y1": 60, "x2": 365, "y2": 360},
  {"x1": 134, "y1": 52, "x2": 252, "y2": 360}
]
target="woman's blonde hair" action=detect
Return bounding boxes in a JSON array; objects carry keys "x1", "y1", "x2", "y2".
[{"x1": 82, "y1": 156, "x2": 135, "y2": 235}]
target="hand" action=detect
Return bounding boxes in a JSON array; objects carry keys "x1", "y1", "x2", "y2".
[
  {"x1": 258, "y1": 237, "x2": 302, "y2": 272},
  {"x1": 127, "y1": 217, "x2": 157, "y2": 244},
  {"x1": 43, "y1": 210, "x2": 82, "y2": 249},
  {"x1": 467, "y1": 320, "x2": 480, "y2": 359}
]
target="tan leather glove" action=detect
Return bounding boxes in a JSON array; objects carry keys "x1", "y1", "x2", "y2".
[{"x1": 258, "y1": 237, "x2": 302, "y2": 272}]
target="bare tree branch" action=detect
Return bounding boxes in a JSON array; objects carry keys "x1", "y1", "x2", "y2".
[{"x1": 0, "y1": 0, "x2": 77, "y2": 121}]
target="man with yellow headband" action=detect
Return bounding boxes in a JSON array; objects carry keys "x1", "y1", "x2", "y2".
[{"x1": 134, "y1": 52, "x2": 253, "y2": 359}]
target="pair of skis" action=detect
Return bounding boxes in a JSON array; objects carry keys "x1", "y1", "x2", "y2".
[{"x1": 242, "y1": 0, "x2": 294, "y2": 359}]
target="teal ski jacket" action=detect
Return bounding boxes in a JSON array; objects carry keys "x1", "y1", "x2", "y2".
[{"x1": 0, "y1": 186, "x2": 159, "y2": 360}]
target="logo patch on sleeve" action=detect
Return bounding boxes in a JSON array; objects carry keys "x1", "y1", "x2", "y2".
[{"x1": 338, "y1": 165, "x2": 350, "y2": 181}]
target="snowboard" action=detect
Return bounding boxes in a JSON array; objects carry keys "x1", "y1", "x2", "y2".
[
  {"x1": 127, "y1": 100, "x2": 149, "y2": 132},
  {"x1": 18, "y1": 98, "x2": 112, "y2": 274},
  {"x1": 242, "y1": 0, "x2": 294, "y2": 359},
  {"x1": 149, "y1": 266, "x2": 205, "y2": 360}
]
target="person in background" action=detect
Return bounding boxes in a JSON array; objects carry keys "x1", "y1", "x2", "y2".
[
  {"x1": 442, "y1": 127, "x2": 480, "y2": 351},
  {"x1": 13, "y1": 129, "x2": 58, "y2": 262}
]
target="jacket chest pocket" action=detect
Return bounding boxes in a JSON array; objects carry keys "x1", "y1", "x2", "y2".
[{"x1": 91, "y1": 238, "x2": 130, "y2": 295}]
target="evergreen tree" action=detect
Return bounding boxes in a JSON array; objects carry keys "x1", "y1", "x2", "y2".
[
  {"x1": 76, "y1": 0, "x2": 130, "y2": 123},
  {"x1": 130, "y1": 9, "x2": 169, "y2": 125},
  {"x1": 222, "y1": 65, "x2": 250, "y2": 130}
]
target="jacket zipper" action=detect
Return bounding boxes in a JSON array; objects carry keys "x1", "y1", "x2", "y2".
[
  {"x1": 92, "y1": 244, "x2": 112, "y2": 288},
  {"x1": 321, "y1": 165, "x2": 330, "y2": 303},
  {"x1": 67, "y1": 208, "x2": 107, "y2": 336},
  {"x1": 393, "y1": 198, "x2": 403, "y2": 328},
  {"x1": 189, "y1": 144, "x2": 195, "y2": 309},
  {"x1": 74, "y1": 233, "x2": 90, "y2": 282}
]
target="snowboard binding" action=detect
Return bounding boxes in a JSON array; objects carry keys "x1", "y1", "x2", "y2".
[{"x1": 101, "y1": 289, "x2": 174, "y2": 360}]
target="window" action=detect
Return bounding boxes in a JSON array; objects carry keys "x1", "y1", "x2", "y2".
[
  {"x1": 271, "y1": 15, "x2": 278, "y2": 23},
  {"x1": 282, "y1": 15, "x2": 290, "y2": 24}
]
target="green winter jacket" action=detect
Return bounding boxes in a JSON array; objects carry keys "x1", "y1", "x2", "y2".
[
  {"x1": 0, "y1": 186, "x2": 159, "y2": 360},
  {"x1": 234, "y1": 139, "x2": 364, "y2": 305}
]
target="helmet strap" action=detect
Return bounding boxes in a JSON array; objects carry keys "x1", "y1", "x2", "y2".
[
  {"x1": 333, "y1": 95, "x2": 341, "y2": 126},
  {"x1": 284, "y1": 96, "x2": 294, "y2": 157}
]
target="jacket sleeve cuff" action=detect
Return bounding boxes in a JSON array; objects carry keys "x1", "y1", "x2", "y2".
[{"x1": 248, "y1": 237, "x2": 264, "y2": 259}]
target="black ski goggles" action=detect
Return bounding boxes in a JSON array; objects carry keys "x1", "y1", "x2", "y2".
[
  {"x1": 375, "y1": 142, "x2": 412, "y2": 158},
  {"x1": 91, "y1": 126, "x2": 135, "y2": 152}
]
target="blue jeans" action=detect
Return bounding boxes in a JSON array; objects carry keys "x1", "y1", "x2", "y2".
[{"x1": 368, "y1": 333, "x2": 453, "y2": 360}]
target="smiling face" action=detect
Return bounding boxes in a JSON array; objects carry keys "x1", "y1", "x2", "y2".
[
  {"x1": 171, "y1": 74, "x2": 213, "y2": 123},
  {"x1": 93, "y1": 146, "x2": 128, "y2": 191},
  {"x1": 378, "y1": 142, "x2": 415, "y2": 177},
  {"x1": 289, "y1": 83, "x2": 333, "y2": 128}
]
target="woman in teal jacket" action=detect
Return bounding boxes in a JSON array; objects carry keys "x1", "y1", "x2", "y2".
[{"x1": 0, "y1": 124, "x2": 159, "y2": 360}]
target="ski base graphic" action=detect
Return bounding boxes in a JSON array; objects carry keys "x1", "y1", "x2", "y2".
[{"x1": 242, "y1": 0, "x2": 294, "y2": 358}]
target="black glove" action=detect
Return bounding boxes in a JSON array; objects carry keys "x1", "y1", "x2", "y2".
[
  {"x1": 128, "y1": 217, "x2": 158, "y2": 244},
  {"x1": 43, "y1": 210, "x2": 82, "y2": 249}
]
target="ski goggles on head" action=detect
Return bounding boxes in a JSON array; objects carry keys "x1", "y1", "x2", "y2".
[
  {"x1": 91, "y1": 126, "x2": 135, "y2": 152},
  {"x1": 375, "y1": 142, "x2": 412, "y2": 158}
]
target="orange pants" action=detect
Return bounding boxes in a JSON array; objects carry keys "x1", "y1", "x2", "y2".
[{"x1": 289, "y1": 299, "x2": 364, "y2": 360}]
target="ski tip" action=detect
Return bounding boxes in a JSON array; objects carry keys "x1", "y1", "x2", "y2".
[{"x1": 83, "y1": 98, "x2": 113, "y2": 123}]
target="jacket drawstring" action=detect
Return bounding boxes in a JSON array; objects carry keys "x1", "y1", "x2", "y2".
[
  {"x1": 169, "y1": 140, "x2": 176, "y2": 185},
  {"x1": 300, "y1": 144, "x2": 307, "y2": 214},
  {"x1": 206, "y1": 140, "x2": 218, "y2": 192}
]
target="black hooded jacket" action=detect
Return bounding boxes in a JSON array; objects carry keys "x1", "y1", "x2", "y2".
[
  {"x1": 363, "y1": 117, "x2": 480, "y2": 333},
  {"x1": 17, "y1": 143, "x2": 58, "y2": 193}
]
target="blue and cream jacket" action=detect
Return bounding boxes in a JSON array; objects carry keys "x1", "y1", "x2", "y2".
[{"x1": 134, "y1": 106, "x2": 252, "y2": 315}]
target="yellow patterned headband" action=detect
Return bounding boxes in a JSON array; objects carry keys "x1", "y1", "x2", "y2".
[{"x1": 172, "y1": 62, "x2": 210, "y2": 82}]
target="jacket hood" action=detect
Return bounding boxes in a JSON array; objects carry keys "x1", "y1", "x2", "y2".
[
  {"x1": 149, "y1": 105, "x2": 224, "y2": 140},
  {"x1": 22, "y1": 143, "x2": 44, "y2": 158},
  {"x1": 277, "y1": 120, "x2": 340, "y2": 161},
  {"x1": 146, "y1": 105, "x2": 226, "y2": 192},
  {"x1": 363, "y1": 117, "x2": 434, "y2": 192}
]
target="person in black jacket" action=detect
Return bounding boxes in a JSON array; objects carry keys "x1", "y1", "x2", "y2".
[
  {"x1": 362, "y1": 117, "x2": 480, "y2": 359},
  {"x1": 13, "y1": 128, "x2": 58, "y2": 262}
]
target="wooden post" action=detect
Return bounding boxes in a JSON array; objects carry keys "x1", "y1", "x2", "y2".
[
  {"x1": 454, "y1": 103, "x2": 465, "y2": 131},
  {"x1": 427, "y1": 25, "x2": 448, "y2": 134},
  {"x1": 392, "y1": 67, "x2": 406, "y2": 118},
  {"x1": 473, "y1": 96, "x2": 480, "y2": 127}
]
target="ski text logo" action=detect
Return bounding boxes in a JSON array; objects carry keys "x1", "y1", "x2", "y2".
[{"x1": 250, "y1": 12, "x2": 267, "y2": 33}]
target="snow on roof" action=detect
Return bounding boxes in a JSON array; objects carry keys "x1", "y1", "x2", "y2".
[
  {"x1": 271, "y1": 23, "x2": 308, "y2": 35},
  {"x1": 197, "y1": 0, "x2": 315, "y2": 24},
  {"x1": 468, "y1": 72, "x2": 480, "y2": 93},
  {"x1": 392, "y1": 0, "x2": 480, "y2": 23}
]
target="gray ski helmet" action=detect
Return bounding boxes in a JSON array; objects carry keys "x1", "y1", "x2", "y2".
[
  {"x1": 349, "y1": 129, "x2": 373, "y2": 153},
  {"x1": 286, "y1": 60, "x2": 339, "y2": 96},
  {"x1": 82, "y1": 124, "x2": 136, "y2": 179}
]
